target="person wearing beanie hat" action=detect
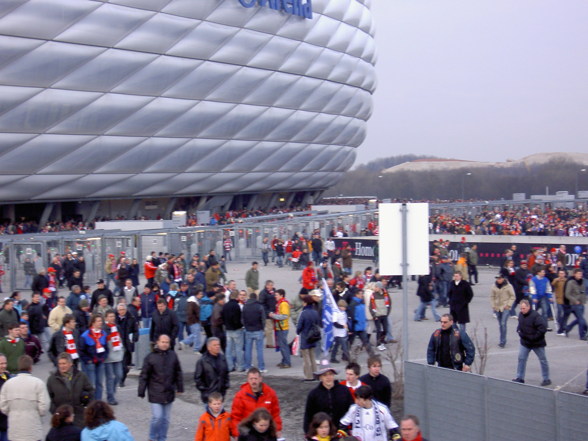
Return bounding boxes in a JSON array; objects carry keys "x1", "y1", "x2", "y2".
[{"x1": 74, "y1": 299, "x2": 91, "y2": 335}]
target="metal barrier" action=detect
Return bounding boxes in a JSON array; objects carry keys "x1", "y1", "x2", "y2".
[
  {"x1": 404, "y1": 361, "x2": 588, "y2": 441},
  {"x1": 0, "y1": 210, "x2": 378, "y2": 292}
]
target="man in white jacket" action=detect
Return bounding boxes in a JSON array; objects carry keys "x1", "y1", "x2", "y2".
[{"x1": 0, "y1": 354, "x2": 50, "y2": 441}]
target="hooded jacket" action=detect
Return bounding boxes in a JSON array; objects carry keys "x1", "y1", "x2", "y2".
[
  {"x1": 47, "y1": 367, "x2": 94, "y2": 427},
  {"x1": 195, "y1": 406, "x2": 236, "y2": 441},
  {"x1": 81, "y1": 420, "x2": 134, "y2": 441}
]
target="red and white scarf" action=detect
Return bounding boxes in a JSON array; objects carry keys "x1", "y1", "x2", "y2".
[
  {"x1": 106, "y1": 323, "x2": 122, "y2": 351},
  {"x1": 63, "y1": 328, "x2": 78, "y2": 359},
  {"x1": 89, "y1": 329, "x2": 105, "y2": 356}
]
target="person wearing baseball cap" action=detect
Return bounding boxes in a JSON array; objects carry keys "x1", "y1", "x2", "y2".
[{"x1": 303, "y1": 364, "x2": 353, "y2": 433}]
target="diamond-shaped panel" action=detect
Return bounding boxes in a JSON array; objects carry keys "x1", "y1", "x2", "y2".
[{"x1": 0, "y1": 0, "x2": 376, "y2": 201}]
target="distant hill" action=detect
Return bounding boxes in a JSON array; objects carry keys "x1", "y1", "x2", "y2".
[{"x1": 326, "y1": 153, "x2": 588, "y2": 200}]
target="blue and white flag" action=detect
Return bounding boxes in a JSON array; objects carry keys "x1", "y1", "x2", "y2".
[{"x1": 321, "y1": 278, "x2": 340, "y2": 353}]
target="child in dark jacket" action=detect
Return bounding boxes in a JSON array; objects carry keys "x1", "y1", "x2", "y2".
[
  {"x1": 45, "y1": 404, "x2": 81, "y2": 441},
  {"x1": 237, "y1": 408, "x2": 278, "y2": 441}
]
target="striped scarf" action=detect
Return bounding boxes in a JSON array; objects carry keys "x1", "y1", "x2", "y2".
[
  {"x1": 63, "y1": 328, "x2": 78, "y2": 359},
  {"x1": 106, "y1": 323, "x2": 122, "y2": 351}
]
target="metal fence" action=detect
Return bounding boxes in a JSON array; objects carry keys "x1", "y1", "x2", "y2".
[
  {"x1": 404, "y1": 361, "x2": 588, "y2": 441},
  {"x1": 0, "y1": 210, "x2": 378, "y2": 292}
]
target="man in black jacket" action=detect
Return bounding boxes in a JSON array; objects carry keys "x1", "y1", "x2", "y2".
[
  {"x1": 513, "y1": 299, "x2": 551, "y2": 386},
  {"x1": 222, "y1": 290, "x2": 244, "y2": 372},
  {"x1": 258, "y1": 280, "x2": 276, "y2": 348},
  {"x1": 31, "y1": 269, "x2": 49, "y2": 295},
  {"x1": 27, "y1": 292, "x2": 48, "y2": 350},
  {"x1": 116, "y1": 303, "x2": 138, "y2": 387},
  {"x1": 242, "y1": 293, "x2": 266, "y2": 372},
  {"x1": 194, "y1": 337, "x2": 229, "y2": 403},
  {"x1": 138, "y1": 334, "x2": 183, "y2": 441},
  {"x1": 359, "y1": 355, "x2": 393, "y2": 408},
  {"x1": 303, "y1": 366, "x2": 353, "y2": 433},
  {"x1": 90, "y1": 280, "x2": 114, "y2": 308},
  {"x1": 73, "y1": 300, "x2": 90, "y2": 335},
  {"x1": 150, "y1": 299, "x2": 178, "y2": 350}
]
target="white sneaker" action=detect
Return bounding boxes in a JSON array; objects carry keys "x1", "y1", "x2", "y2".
[
  {"x1": 259, "y1": 369, "x2": 268, "y2": 373},
  {"x1": 178, "y1": 342, "x2": 184, "y2": 350},
  {"x1": 510, "y1": 316, "x2": 518, "y2": 320},
  {"x1": 315, "y1": 360, "x2": 321, "y2": 365},
  {"x1": 377, "y1": 344, "x2": 386, "y2": 351},
  {"x1": 556, "y1": 332, "x2": 566, "y2": 336}
]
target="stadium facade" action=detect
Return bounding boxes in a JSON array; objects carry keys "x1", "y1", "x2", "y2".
[{"x1": 0, "y1": 0, "x2": 376, "y2": 222}]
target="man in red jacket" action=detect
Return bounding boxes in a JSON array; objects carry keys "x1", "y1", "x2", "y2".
[{"x1": 230, "y1": 367, "x2": 282, "y2": 436}]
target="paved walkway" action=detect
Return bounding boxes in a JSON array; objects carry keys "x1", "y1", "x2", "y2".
[{"x1": 16, "y1": 257, "x2": 588, "y2": 439}]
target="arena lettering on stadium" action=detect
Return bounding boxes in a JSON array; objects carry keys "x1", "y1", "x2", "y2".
[{"x1": 238, "y1": 0, "x2": 313, "y2": 19}]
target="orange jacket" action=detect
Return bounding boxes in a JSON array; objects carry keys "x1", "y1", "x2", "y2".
[
  {"x1": 230, "y1": 382, "x2": 282, "y2": 434},
  {"x1": 195, "y1": 408, "x2": 236, "y2": 441}
]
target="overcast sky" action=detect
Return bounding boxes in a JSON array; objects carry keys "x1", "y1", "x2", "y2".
[{"x1": 357, "y1": 0, "x2": 588, "y2": 166}]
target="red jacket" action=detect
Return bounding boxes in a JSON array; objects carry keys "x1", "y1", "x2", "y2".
[
  {"x1": 230, "y1": 382, "x2": 282, "y2": 433},
  {"x1": 195, "y1": 408, "x2": 236, "y2": 441},
  {"x1": 301, "y1": 267, "x2": 317, "y2": 290},
  {"x1": 144, "y1": 261, "x2": 157, "y2": 279}
]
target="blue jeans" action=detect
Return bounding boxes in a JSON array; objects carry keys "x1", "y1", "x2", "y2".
[
  {"x1": 557, "y1": 304, "x2": 571, "y2": 333},
  {"x1": 106, "y1": 273, "x2": 116, "y2": 290},
  {"x1": 457, "y1": 323, "x2": 467, "y2": 333},
  {"x1": 495, "y1": 310, "x2": 510, "y2": 346},
  {"x1": 414, "y1": 300, "x2": 441, "y2": 321},
  {"x1": 177, "y1": 321, "x2": 187, "y2": 342},
  {"x1": 150, "y1": 402, "x2": 172, "y2": 441},
  {"x1": 276, "y1": 255, "x2": 283, "y2": 267},
  {"x1": 330, "y1": 336, "x2": 349, "y2": 362},
  {"x1": 312, "y1": 250, "x2": 321, "y2": 264},
  {"x1": 566, "y1": 304, "x2": 587, "y2": 339},
  {"x1": 82, "y1": 362, "x2": 105, "y2": 400},
  {"x1": 517, "y1": 345, "x2": 550, "y2": 381},
  {"x1": 534, "y1": 297, "x2": 552, "y2": 322},
  {"x1": 226, "y1": 329, "x2": 245, "y2": 371},
  {"x1": 436, "y1": 281, "x2": 449, "y2": 306},
  {"x1": 0, "y1": 430, "x2": 7, "y2": 441},
  {"x1": 142, "y1": 317, "x2": 152, "y2": 329},
  {"x1": 276, "y1": 329, "x2": 290, "y2": 366},
  {"x1": 244, "y1": 330, "x2": 265, "y2": 370},
  {"x1": 105, "y1": 361, "x2": 123, "y2": 403},
  {"x1": 182, "y1": 323, "x2": 202, "y2": 352}
]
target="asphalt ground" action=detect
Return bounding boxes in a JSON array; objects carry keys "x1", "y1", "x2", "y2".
[{"x1": 17, "y1": 257, "x2": 588, "y2": 440}]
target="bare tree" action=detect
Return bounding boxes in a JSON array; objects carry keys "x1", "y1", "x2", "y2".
[
  {"x1": 470, "y1": 321, "x2": 489, "y2": 375},
  {"x1": 382, "y1": 329, "x2": 404, "y2": 399}
]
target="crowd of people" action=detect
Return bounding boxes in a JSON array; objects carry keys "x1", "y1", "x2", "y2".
[
  {"x1": 3, "y1": 200, "x2": 587, "y2": 238},
  {"x1": 0, "y1": 237, "x2": 432, "y2": 441},
  {"x1": 0, "y1": 227, "x2": 586, "y2": 440},
  {"x1": 422, "y1": 240, "x2": 587, "y2": 390},
  {"x1": 429, "y1": 205, "x2": 588, "y2": 236}
]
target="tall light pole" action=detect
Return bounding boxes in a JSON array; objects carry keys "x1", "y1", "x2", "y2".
[
  {"x1": 461, "y1": 172, "x2": 472, "y2": 200},
  {"x1": 576, "y1": 168, "x2": 587, "y2": 197}
]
